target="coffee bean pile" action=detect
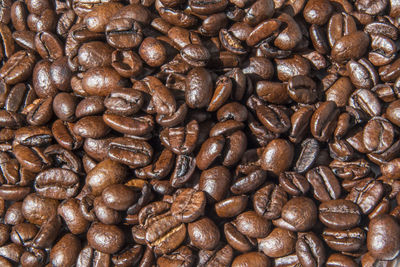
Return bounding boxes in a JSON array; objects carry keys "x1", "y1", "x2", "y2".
[{"x1": 0, "y1": 0, "x2": 400, "y2": 266}]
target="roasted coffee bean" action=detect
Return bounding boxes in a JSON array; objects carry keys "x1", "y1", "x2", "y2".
[
  {"x1": 199, "y1": 166, "x2": 231, "y2": 203},
  {"x1": 296, "y1": 232, "x2": 326, "y2": 267},
  {"x1": 306, "y1": 166, "x2": 341, "y2": 202},
  {"x1": 0, "y1": 50, "x2": 36, "y2": 85},
  {"x1": 310, "y1": 101, "x2": 340, "y2": 142},
  {"x1": 331, "y1": 31, "x2": 370, "y2": 63},
  {"x1": 235, "y1": 211, "x2": 271, "y2": 238},
  {"x1": 188, "y1": 217, "x2": 220, "y2": 250},
  {"x1": 294, "y1": 138, "x2": 319, "y2": 173},
  {"x1": 367, "y1": 215, "x2": 400, "y2": 260},
  {"x1": 261, "y1": 139, "x2": 294, "y2": 176},
  {"x1": 215, "y1": 195, "x2": 248, "y2": 218},
  {"x1": 329, "y1": 159, "x2": 371, "y2": 180},
  {"x1": 258, "y1": 227, "x2": 296, "y2": 258},
  {"x1": 256, "y1": 104, "x2": 291, "y2": 134},
  {"x1": 108, "y1": 137, "x2": 153, "y2": 168},
  {"x1": 363, "y1": 116, "x2": 394, "y2": 153},
  {"x1": 34, "y1": 168, "x2": 79, "y2": 199},
  {"x1": 22, "y1": 193, "x2": 58, "y2": 225},
  {"x1": 253, "y1": 183, "x2": 287, "y2": 220},
  {"x1": 279, "y1": 172, "x2": 310, "y2": 196},
  {"x1": 231, "y1": 169, "x2": 266, "y2": 194},
  {"x1": 160, "y1": 120, "x2": 198, "y2": 155},
  {"x1": 326, "y1": 253, "x2": 358, "y2": 267},
  {"x1": 85, "y1": 159, "x2": 127, "y2": 196},
  {"x1": 287, "y1": 75, "x2": 318, "y2": 104},
  {"x1": 274, "y1": 197, "x2": 317, "y2": 232},
  {"x1": 94, "y1": 195, "x2": 122, "y2": 224},
  {"x1": 185, "y1": 67, "x2": 213, "y2": 109},
  {"x1": 145, "y1": 214, "x2": 186, "y2": 254},
  {"x1": 74, "y1": 116, "x2": 110, "y2": 139},
  {"x1": 82, "y1": 67, "x2": 126, "y2": 97},
  {"x1": 50, "y1": 233, "x2": 81, "y2": 267},
  {"x1": 171, "y1": 188, "x2": 205, "y2": 223},
  {"x1": 104, "y1": 88, "x2": 143, "y2": 116},
  {"x1": 87, "y1": 222, "x2": 125, "y2": 254},
  {"x1": 34, "y1": 31, "x2": 63, "y2": 61},
  {"x1": 319, "y1": 199, "x2": 362, "y2": 230},
  {"x1": 103, "y1": 114, "x2": 154, "y2": 136},
  {"x1": 52, "y1": 120, "x2": 83, "y2": 150},
  {"x1": 322, "y1": 227, "x2": 366, "y2": 252},
  {"x1": 232, "y1": 252, "x2": 271, "y2": 267},
  {"x1": 346, "y1": 178, "x2": 384, "y2": 214},
  {"x1": 58, "y1": 199, "x2": 89, "y2": 235},
  {"x1": 349, "y1": 89, "x2": 381, "y2": 117}
]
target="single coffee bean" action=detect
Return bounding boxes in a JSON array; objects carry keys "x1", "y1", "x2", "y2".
[
  {"x1": 87, "y1": 222, "x2": 125, "y2": 254},
  {"x1": 367, "y1": 215, "x2": 400, "y2": 260},
  {"x1": 319, "y1": 199, "x2": 362, "y2": 230}
]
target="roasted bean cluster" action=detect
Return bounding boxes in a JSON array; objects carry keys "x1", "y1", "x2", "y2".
[{"x1": 0, "y1": 0, "x2": 400, "y2": 266}]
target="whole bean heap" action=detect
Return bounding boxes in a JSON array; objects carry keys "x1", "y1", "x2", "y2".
[{"x1": 0, "y1": 0, "x2": 400, "y2": 266}]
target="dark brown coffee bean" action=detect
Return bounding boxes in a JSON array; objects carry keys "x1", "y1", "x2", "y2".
[
  {"x1": 326, "y1": 253, "x2": 358, "y2": 267},
  {"x1": 0, "y1": 50, "x2": 36, "y2": 85},
  {"x1": 85, "y1": 159, "x2": 127, "y2": 196},
  {"x1": 296, "y1": 232, "x2": 326, "y2": 267},
  {"x1": 349, "y1": 88, "x2": 381, "y2": 117},
  {"x1": 188, "y1": 217, "x2": 220, "y2": 250},
  {"x1": 258, "y1": 227, "x2": 296, "y2": 258},
  {"x1": 306, "y1": 166, "x2": 341, "y2": 202},
  {"x1": 108, "y1": 137, "x2": 153, "y2": 168},
  {"x1": 58, "y1": 199, "x2": 89, "y2": 235},
  {"x1": 367, "y1": 215, "x2": 400, "y2": 260},
  {"x1": 274, "y1": 197, "x2": 317, "y2": 232},
  {"x1": 256, "y1": 104, "x2": 291, "y2": 134},
  {"x1": 103, "y1": 114, "x2": 154, "y2": 136},
  {"x1": 346, "y1": 178, "x2": 384, "y2": 214},
  {"x1": 34, "y1": 31, "x2": 63, "y2": 61},
  {"x1": 52, "y1": 120, "x2": 83, "y2": 150},
  {"x1": 287, "y1": 75, "x2": 318, "y2": 104},
  {"x1": 160, "y1": 120, "x2": 199, "y2": 155},
  {"x1": 196, "y1": 135, "x2": 225, "y2": 170},
  {"x1": 185, "y1": 67, "x2": 213, "y2": 109},
  {"x1": 22, "y1": 193, "x2": 58, "y2": 225},
  {"x1": 331, "y1": 31, "x2": 370, "y2": 63},
  {"x1": 102, "y1": 184, "x2": 136, "y2": 211},
  {"x1": 253, "y1": 184, "x2": 287, "y2": 220},
  {"x1": 235, "y1": 211, "x2": 271, "y2": 238},
  {"x1": 145, "y1": 214, "x2": 186, "y2": 255},
  {"x1": 279, "y1": 172, "x2": 310, "y2": 196},
  {"x1": 214, "y1": 195, "x2": 248, "y2": 218},
  {"x1": 243, "y1": 0, "x2": 274, "y2": 26},
  {"x1": 261, "y1": 139, "x2": 294, "y2": 176},
  {"x1": 199, "y1": 166, "x2": 231, "y2": 203},
  {"x1": 224, "y1": 221, "x2": 255, "y2": 252},
  {"x1": 94, "y1": 195, "x2": 122, "y2": 224},
  {"x1": 50, "y1": 233, "x2": 81, "y2": 267},
  {"x1": 322, "y1": 227, "x2": 366, "y2": 252},
  {"x1": 82, "y1": 67, "x2": 125, "y2": 97},
  {"x1": 303, "y1": 0, "x2": 333, "y2": 25},
  {"x1": 74, "y1": 116, "x2": 110, "y2": 139},
  {"x1": 230, "y1": 169, "x2": 266, "y2": 195},
  {"x1": 294, "y1": 138, "x2": 320, "y2": 173},
  {"x1": 53, "y1": 93, "x2": 77, "y2": 122},
  {"x1": 310, "y1": 101, "x2": 340, "y2": 142},
  {"x1": 232, "y1": 252, "x2": 271, "y2": 267},
  {"x1": 87, "y1": 222, "x2": 125, "y2": 254},
  {"x1": 171, "y1": 188, "x2": 205, "y2": 223},
  {"x1": 319, "y1": 199, "x2": 362, "y2": 230},
  {"x1": 35, "y1": 168, "x2": 79, "y2": 200}
]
